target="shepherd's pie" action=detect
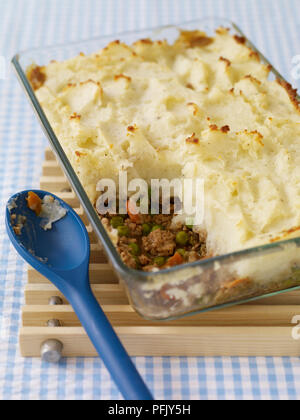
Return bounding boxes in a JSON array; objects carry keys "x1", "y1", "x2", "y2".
[{"x1": 28, "y1": 28, "x2": 300, "y2": 267}]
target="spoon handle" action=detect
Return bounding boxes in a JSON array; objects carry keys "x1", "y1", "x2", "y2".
[{"x1": 65, "y1": 283, "x2": 153, "y2": 401}]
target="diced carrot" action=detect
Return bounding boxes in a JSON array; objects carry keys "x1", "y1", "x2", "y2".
[
  {"x1": 26, "y1": 191, "x2": 42, "y2": 216},
  {"x1": 166, "y1": 252, "x2": 184, "y2": 267},
  {"x1": 127, "y1": 199, "x2": 142, "y2": 224}
]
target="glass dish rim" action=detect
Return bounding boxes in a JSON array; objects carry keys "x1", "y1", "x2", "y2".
[{"x1": 11, "y1": 16, "x2": 300, "y2": 285}]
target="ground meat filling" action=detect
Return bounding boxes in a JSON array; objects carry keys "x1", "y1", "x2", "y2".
[
  {"x1": 142, "y1": 230, "x2": 176, "y2": 257},
  {"x1": 96, "y1": 199, "x2": 207, "y2": 271}
]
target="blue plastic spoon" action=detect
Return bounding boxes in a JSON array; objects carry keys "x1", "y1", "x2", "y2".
[{"x1": 5, "y1": 190, "x2": 153, "y2": 401}]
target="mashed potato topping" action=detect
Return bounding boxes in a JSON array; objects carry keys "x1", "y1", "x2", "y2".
[{"x1": 30, "y1": 28, "x2": 300, "y2": 257}]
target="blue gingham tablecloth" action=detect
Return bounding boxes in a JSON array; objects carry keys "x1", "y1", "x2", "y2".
[{"x1": 0, "y1": 0, "x2": 300, "y2": 400}]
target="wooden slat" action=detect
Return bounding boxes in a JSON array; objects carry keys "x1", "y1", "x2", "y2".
[
  {"x1": 24, "y1": 284, "x2": 128, "y2": 305},
  {"x1": 45, "y1": 148, "x2": 55, "y2": 161},
  {"x1": 40, "y1": 176, "x2": 70, "y2": 191},
  {"x1": 19, "y1": 326, "x2": 300, "y2": 357},
  {"x1": 24, "y1": 283, "x2": 300, "y2": 307},
  {"x1": 27, "y1": 263, "x2": 117, "y2": 284},
  {"x1": 89, "y1": 243, "x2": 107, "y2": 263},
  {"x1": 22, "y1": 304, "x2": 300, "y2": 328},
  {"x1": 42, "y1": 160, "x2": 64, "y2": 176},
  {"x1": 247, "y1": 290, "x2": 300, "y2": 306}
]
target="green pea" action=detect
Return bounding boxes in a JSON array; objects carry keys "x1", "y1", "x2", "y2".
[
  {"x1": 151, "y1": 225, "x2": 163, "y2": 232},
  {"x1": 111, "y1": 216, "x2": 124, "y2": 229},
  {"x1": 129, "y1": 242, "x2": 141, "y2": 256},
  {"x1": 142, "y1": 223, "x2": 152, "y2": 236},
  {"x1": 176, "y1": 231, "x2": 189, "y2": 246},
  {"x1": 176, "y1": 249, "x2": 186, "y2": 258},
  {"x1": 117, "y1": 225, "x2": 130, "y2": 237},
  {"x1": 153, "y1": 257, "x2": 166, "y2": 267}
]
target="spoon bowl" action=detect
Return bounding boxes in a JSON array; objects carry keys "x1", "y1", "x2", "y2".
[
  {"x1": 6, "y1": 190, "x2": 153, "y2": 401},
  {"x1": 6, "y1": 190, "x2": 88, "y2": 271}
]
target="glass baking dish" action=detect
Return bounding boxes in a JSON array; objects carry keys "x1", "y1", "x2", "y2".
[{"x1": 12, "y1": 17, "x2": 300, "y2": 320}]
